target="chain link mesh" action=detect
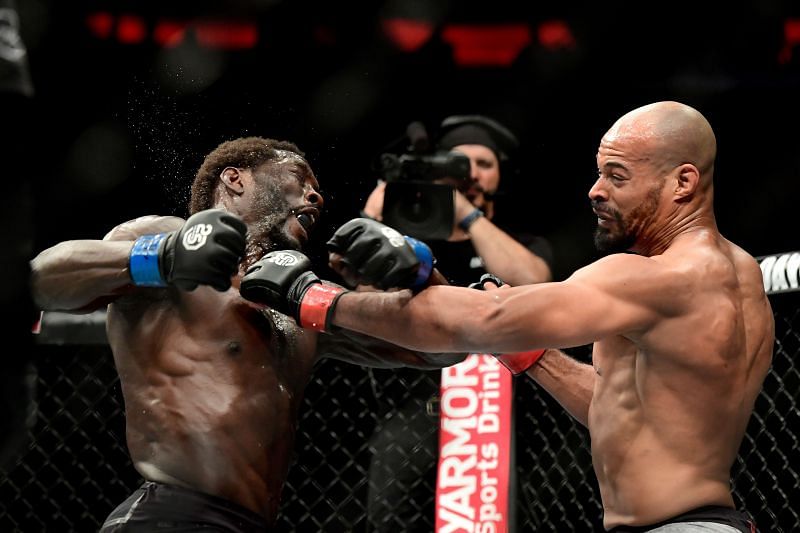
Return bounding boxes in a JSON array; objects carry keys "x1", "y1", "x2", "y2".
[{"x1": 1, "y1": 292, "x2": 798, "y2": 531}]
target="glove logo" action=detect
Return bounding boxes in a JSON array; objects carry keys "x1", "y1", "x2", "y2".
[
  {"x1": 182, "y1": 224, "x2": 213, "y2": 251},
  {"x1": 380, "y1": 226, "x2": 405, "y2": 248},
  {"x1": 267, "y1": 252, "x2": 299, "y2": 267}
]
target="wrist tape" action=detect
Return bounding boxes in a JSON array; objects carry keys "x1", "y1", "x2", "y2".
[
  {"x1": 496, "y1": 348, "x2": 546, "y2": 375},
  {"x1": 403, "y1": 236, "x2": 434, "y2": 290},
  {"x1": 130, "y1": 233, "x2": 169, "y2": 287},
  {"x1": 298, "y1": 284, "x2": 347, "y2": 332}
]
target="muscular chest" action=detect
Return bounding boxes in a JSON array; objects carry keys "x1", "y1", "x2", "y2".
[
  {"x1": 588, "y1": 336, "x2": 645, "y2": 442},
  {"x1": 137, "y1": 288, "x2": 317, "y2": 392},
  {"x1": 590, "y1": 336, "x2": 646, "y2": 419},
  {"x1": 592, "y1": 336, "x2": 638, "y2": 380}
]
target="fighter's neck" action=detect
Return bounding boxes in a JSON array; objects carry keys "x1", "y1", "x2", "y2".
[{"x1": 633, "y1": 211, "x2": 718, "y2": 257}]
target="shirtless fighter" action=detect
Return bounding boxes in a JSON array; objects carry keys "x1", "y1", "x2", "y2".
[
  {"x1": 248, "y1": 102, "x2": 774, "y2": 532},
  {"x1": 30, "y1": 137, "x2": 459, "y2": 532}
]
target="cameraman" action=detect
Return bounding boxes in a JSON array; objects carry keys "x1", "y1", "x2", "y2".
[
  {"x1": 361, "y1": 115, "x2": 554, "y2": 531},
  {"x1": 363, "y1": 115, "x2": 552, "y2": 287}
]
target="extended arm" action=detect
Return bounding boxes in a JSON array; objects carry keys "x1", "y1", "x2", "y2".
[
  {"x1": 329, "y1": 253, "x2": 679, "y2": 354},
  {"x1": 30, "y1": 216, "x2": 183, "y2": 312},
  {"x1": 240, "y1": 218, "x2": 466, "y2": 369},
  {"x1": 31, "y1": 210, "x2": 247, "y2": 313}
]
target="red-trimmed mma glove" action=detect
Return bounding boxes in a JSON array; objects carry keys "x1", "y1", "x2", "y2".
[
  {"x1": 326, "y1": 218, "x2": 434, "y2": 291},
  {"x1": 239, "y1": 250, "x2": 346, "y2": 332},
  {"x1": 469, "y1": 273, "x2": 546, "y2": 375},
  {"x1": 129, "y1": 209, "x2": 247, "y2": 291},
  {"x1": 495, "y1": 349, "x2": 546, "y2": 376}
]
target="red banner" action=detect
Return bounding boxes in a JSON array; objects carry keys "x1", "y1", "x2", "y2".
[{"x1": 435, "y1": 354, "x2": 513, "y2": 533}]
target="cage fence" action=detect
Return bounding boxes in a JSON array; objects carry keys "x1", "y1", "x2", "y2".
[{"x1": 1, "y1": 255, "x2": 798, "y2": 532}]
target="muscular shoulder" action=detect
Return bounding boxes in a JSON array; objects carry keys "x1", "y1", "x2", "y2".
[
  {"x1": 567, "y1": 253, "x2": 693, "y2": 314},
  {"x1": 728, "y1": 242, "x2": 764, "y2": 287},
  {"x1": 104, "y1": 215, "x2": 184, "y2": 241}
]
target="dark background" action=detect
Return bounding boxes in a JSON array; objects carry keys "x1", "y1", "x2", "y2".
[{"x1": 17, "y1": 0, "x2": 800, "y2": 281}]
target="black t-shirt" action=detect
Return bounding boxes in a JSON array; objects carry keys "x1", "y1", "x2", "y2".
[{"x1": 429, "y1": 232, "x2": 555, "y2": 287}]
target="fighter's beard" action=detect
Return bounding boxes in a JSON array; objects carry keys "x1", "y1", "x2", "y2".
[
  {"x1": 593, "y1": 181, "x2": 664, "y2": 255},
  {"x1": 241, "y1": 183, "x2": 304, "y2": 270},
  {"x1": 593, "y1": 209, "x2": 635, "y2": 254}
]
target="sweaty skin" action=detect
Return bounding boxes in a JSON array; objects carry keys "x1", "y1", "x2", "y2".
[
  {"x1": 329, "y1": 102, "x2": 774, "y2": 529},
  {"x1": 30, "y1": 153, "x2": 460, "y2": 525}
]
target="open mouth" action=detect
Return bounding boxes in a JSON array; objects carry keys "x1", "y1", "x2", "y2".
[
  {"x1": 592, "y1": 208, "x2": 615, "y2": 226},
  {"x1": 294, "y1": 207, "x2": 320, "y2": 232}
]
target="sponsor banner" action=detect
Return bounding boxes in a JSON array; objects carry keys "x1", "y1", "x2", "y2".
[
  {"x1": 758, "y1": 252, "x2": 800, "y2": 295},
  {"x1": 435, "y1": 354, "x2": 513, "y2": 533}
]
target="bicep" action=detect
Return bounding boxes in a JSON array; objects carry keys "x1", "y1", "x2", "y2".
[
  {"x1": 489, "y1": 280, "x2": 659, "y2": 349},
  {"x1": 459, "y1": 258, "x2": 674, "y2": 352},
  {"x1": 104, "y1": 215, "x2": 184, "y2": 241},
  {"x1": 31, "y1": 215, "x2": 182, "y2": 312}
]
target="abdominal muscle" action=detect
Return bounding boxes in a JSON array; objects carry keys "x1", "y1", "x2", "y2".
[
  {"x1": 589, "y1": 340, "x2": 735, "y2": 529},
  {"x1": 107, "y1": 290, "x2": 313, "y2": 522},
  {"x1": 120, "y1": 353, "x2": 298, "y2": 521}
]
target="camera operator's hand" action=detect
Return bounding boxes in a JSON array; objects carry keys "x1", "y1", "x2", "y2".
[
  {"x1": 448, "y1": 189, "x2": 484, "y2": 241},
  {"x1": 362, "y1": 181, "x2": 386, "y2": 221}
]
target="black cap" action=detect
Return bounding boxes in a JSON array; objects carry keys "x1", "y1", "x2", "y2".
[{"x1": 436, "y1": 115, "x2": 519, "y2": 161}]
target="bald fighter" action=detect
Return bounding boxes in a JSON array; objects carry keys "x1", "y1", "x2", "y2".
[
  {"x1": 254, "y1": 102, "x2": 773, "y2": 532},
  {"x1": 30, "y1": 137, "x2": 460, "y2": 532}
]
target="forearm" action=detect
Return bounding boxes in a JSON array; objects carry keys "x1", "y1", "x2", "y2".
[
  {"x1": 467, "y1": 217, "x2": 551, "y2": 285},
  {"x1": 331, "y1": 284, "x2": 543, "y2": 354},
  {"x1": 30, "y1": 240, "x2": 135, "y2": 312},
  {"x1": 525, "y1": 349, "x2": 594, "y2": 427}
]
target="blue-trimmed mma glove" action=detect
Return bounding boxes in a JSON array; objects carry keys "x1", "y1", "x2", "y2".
[
  {"x1": 240, "y1": 250, "x2": 346, "y2": 332},
  {"x1": 326, "y1": 218, "x2": 434, "y2": 291},
  {"x1": 469, "y1": 273, "x2": 546, "y2": 375},
  {"x1": 128, "y1": 209, "x2": 247, "y2": 291}
]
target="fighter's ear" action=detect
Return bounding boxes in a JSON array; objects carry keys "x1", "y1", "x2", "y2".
[
  {"x1": 220, "y1": 167, "x2": 245, "y2": 195},
  {"x1": 674, "y1": 163, "x2": 700, "y2": 201}
]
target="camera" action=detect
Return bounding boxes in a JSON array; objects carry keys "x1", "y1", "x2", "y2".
[
  {"x1": 377, "y1": 151, "x2": 470, "y2": 184},
  {"x1": 377, "y1": 123, "x2": 471, "y2": 240}
]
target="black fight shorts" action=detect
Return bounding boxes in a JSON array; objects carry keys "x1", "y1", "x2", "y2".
[
  {"x1": 608, "y1": 505, "x2": 756, "y2": 533},
  {"x1": 100, "y1": 481, "x2": 270, "y2": 532}
]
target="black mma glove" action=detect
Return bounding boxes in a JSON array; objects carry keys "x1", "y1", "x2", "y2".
[
  {"x1": 326, "y1": 218, "x2": 434, "y2": 290},
  {"x1": 129, "y1": 209, "x2": 247, "y2": 291},
  {"x1": 240, "y1": 250, "x2": 346, "y2": 332},
  {"x1": 469, "y1": 272, "x2": 545, "y2": 375}
]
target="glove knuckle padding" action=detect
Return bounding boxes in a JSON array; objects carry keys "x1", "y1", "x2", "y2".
[
  {"x1": 328, "y1": 218, "x2": 427, "y2": 290},
  {"x1": 327, "y1": 220, "x2": 365, "y2": 252},
  {"x1": 240, "y1": 251, "x2": 314, "y2": 315},
  {"x1": 214, "y1": 229, "x2": 245, "y2": 251},
  {"x1": 164, "y1": 209, "x2": 246, "y2": 291},
  {"x1": 360, "y1": 254, "x2": 392, "y2": 286},
  {"x1": 341, "y1": 236, "x2": 375, "y2": 267}
]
